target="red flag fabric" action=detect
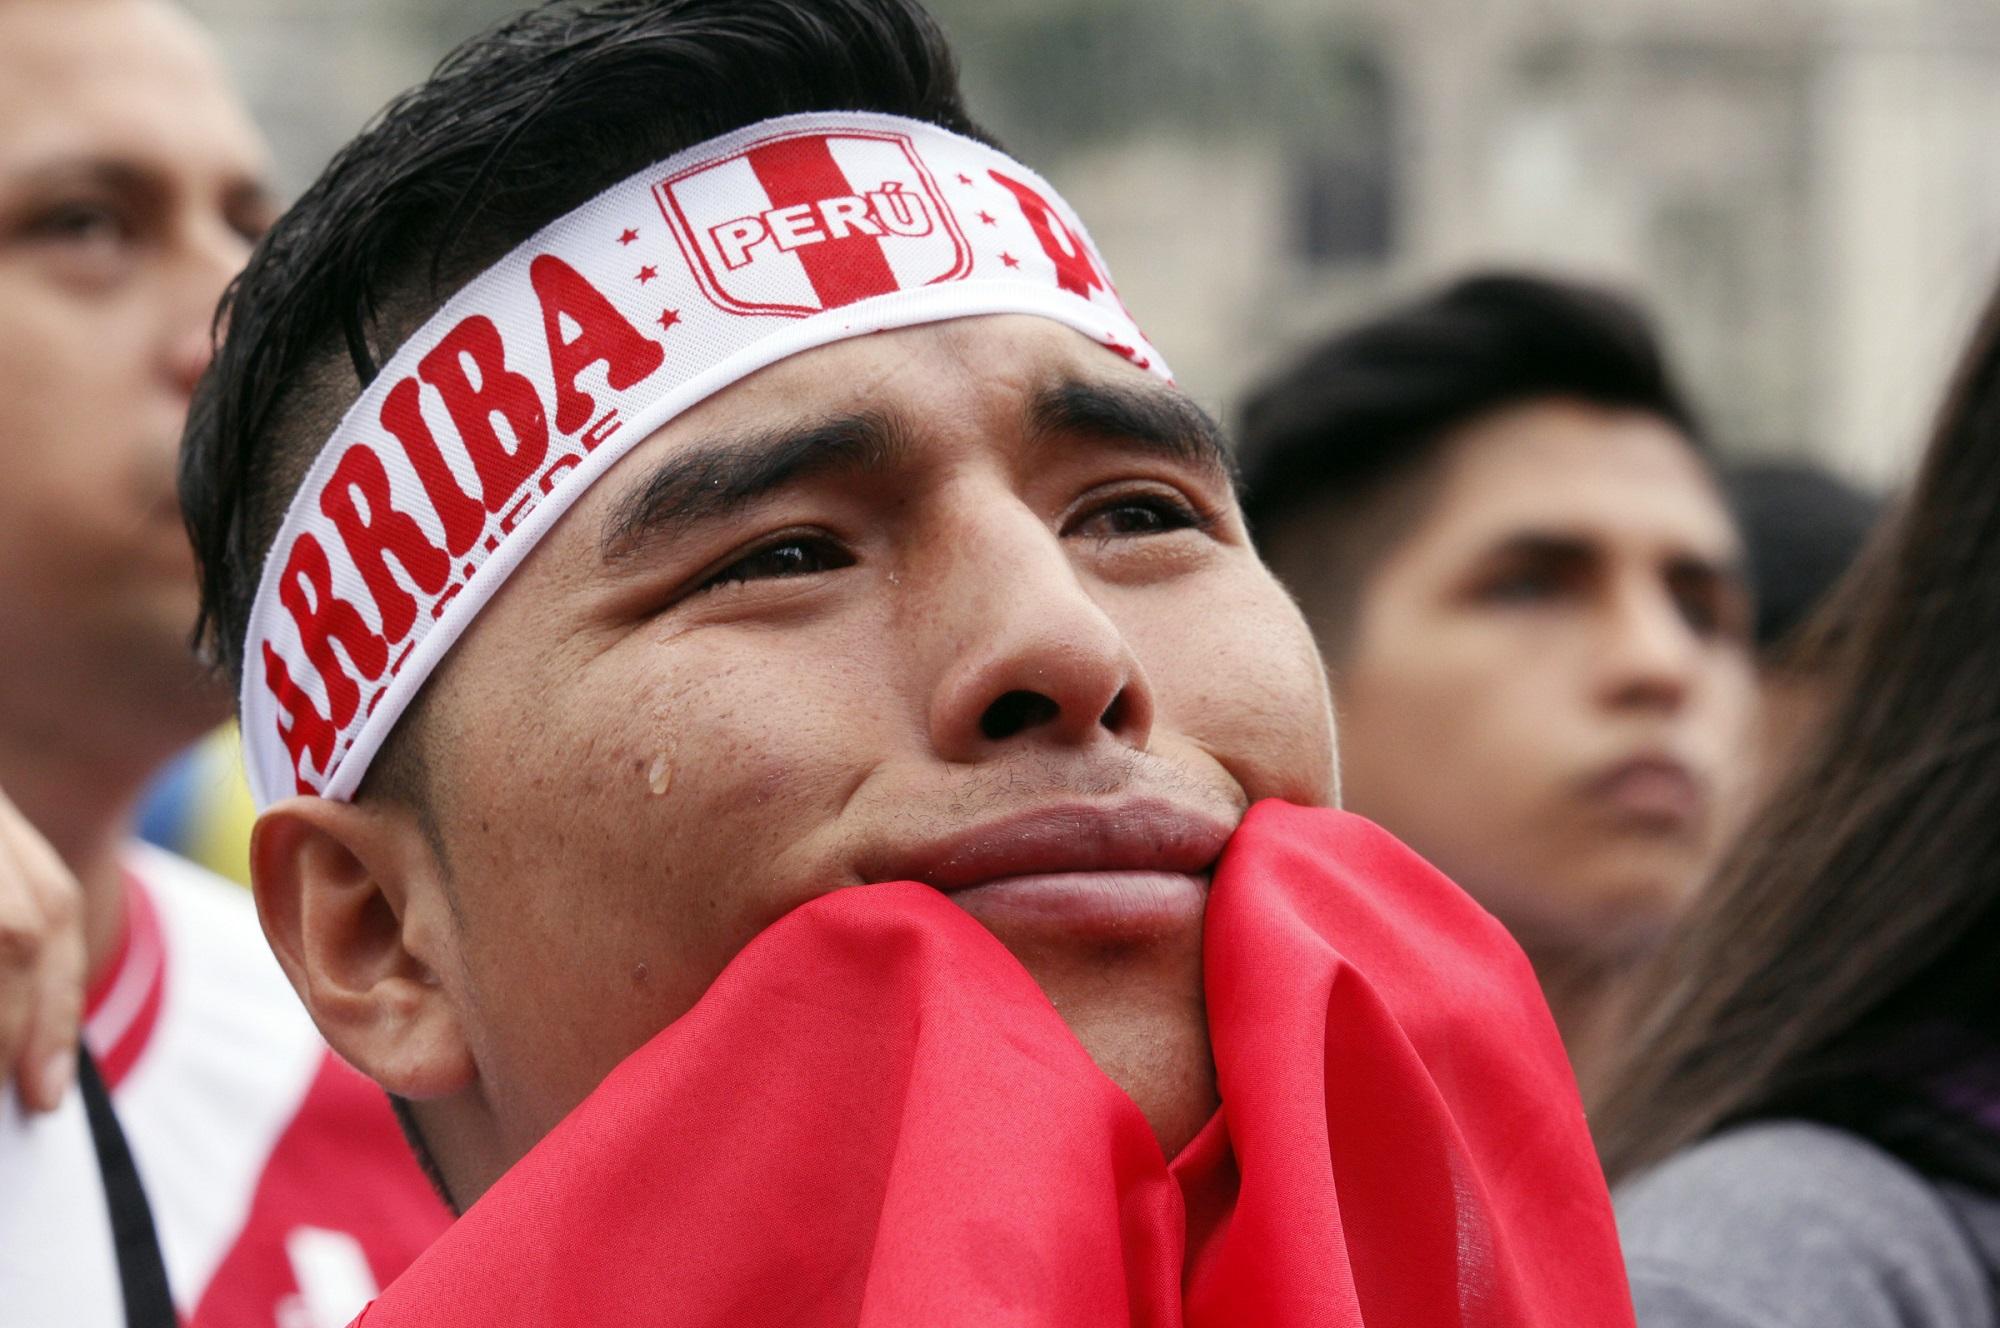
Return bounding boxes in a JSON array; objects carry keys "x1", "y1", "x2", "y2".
[{"x1": 354, "y1": 802, "x2": 1634, "y2": 1326}]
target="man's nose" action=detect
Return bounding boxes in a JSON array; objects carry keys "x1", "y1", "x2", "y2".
[
  {"x1": 1598, "y1": 580, "x2": 1700, "y2": 713},
  {"x1": 925, "y1": 504, "x2": 1155, "y2": 764},
  {"x1": 166, "y1": 320, "x2": 217, "y2": 398},
  {"x1": 163, "y1": 217, "x2": 255, "y2": 397}
]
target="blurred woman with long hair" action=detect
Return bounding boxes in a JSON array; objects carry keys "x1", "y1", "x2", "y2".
[{"x1": 1598, "y1": 285, "x2": 2000, "y2": 1326}]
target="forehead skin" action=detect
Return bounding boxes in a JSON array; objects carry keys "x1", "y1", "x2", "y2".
[
  {"x1": 1329, "y1": 399, "x2": 1755, "y2": 958},
  {"x1": 409, "y1": 314, "x2": 1335, "y2": 1163},
  {"x1": 1383, "y1": 403, "x2": 1741, "y2": 584},
  {"x1": 0, "y1": 0, "x2": 263, "y2": 185}
]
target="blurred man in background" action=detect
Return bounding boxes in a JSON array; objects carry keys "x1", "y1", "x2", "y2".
[
  {"x1": 1240, "y1": 273, "x2": 1759, "y2": 1085},
  {"x1": 0, "y1": 1, "x2": 447, "y2": 1323}
]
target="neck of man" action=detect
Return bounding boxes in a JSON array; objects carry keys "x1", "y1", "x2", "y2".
[
  {"x1": 0, "y1": 678, "x2": 216, "y2": 981},
  {"x1": 1529, "y1": 945, "x2": 1638, "y2": 1097}
]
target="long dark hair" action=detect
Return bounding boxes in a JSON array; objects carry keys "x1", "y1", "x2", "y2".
[{"x1": 1593, "y1": 280, "x2": 2000, "y2": 1190}]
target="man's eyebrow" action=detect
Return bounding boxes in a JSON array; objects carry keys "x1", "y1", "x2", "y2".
[
  {"x1": 1027, "y1": 378, "x2": 1234, "y2": 480},
  {"x1": 600, "y1": 412, "x2": 910, "y2": 564},
  {"x1": 223, "y1": 173, "x2": 281, "y2": 227},
  {"x1": 4, "y1": 156, "x2": 153, "y2": 196},
  {"x1": 4, "y1": 154, "x2": 276, "y2": 220},
  {"x1": 1480, "y1": 529, "x2": 1750, "y2": 584},
  {"x1": 1479, "y1": 531, "x2": 1600, "y2": 564},
  {"x1": 1666, "y1": 548, "x2": 1753, "y2": 593}
]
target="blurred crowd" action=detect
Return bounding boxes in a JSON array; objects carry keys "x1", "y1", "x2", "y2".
[{"x1": 4, "y1": 1, "x2": 1998, "y2": 1326}]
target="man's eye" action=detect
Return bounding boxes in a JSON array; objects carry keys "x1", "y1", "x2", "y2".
[
  {"x1": 25, "y1": 201, "x2": 129, "y2": 247},
  {"x1": 1479, "y1": 569, "x2": 1562, "y2": 603},
  {"x1": 1671, "y1": 579, "x2": 1751, "y2": 645},
  {"x1": 699, "y1": 535, "x2": 854, "y2": 591},
  {"x1": 1674, "y1": 589, "x2": 1718, "y2": 637},
  {"x1": 1071, "y1": 493, "x2": 1205, "y2": 539}
]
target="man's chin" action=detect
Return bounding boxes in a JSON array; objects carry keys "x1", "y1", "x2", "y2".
[{"x1": 985, "y1": 917, "x2": 1216, "y2": 1155}]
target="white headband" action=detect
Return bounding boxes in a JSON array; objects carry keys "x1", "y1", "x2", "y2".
[{"x1": 241, "y1": 111, "x2": 1171, "y2": 809}]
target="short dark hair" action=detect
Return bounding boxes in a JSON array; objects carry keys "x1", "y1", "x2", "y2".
[
  {"x1": 1722, "y1": 459, "x2": 1882, "y2": 657},
  {"x1": 181, "y1": 0, "x2": 985, "y2": 697},
  {"x1": 1235, "y1": 272, "x2": 1706, "y2": 641}
]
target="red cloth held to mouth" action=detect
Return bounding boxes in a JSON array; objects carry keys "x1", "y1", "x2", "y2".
[{"x1": 354, "y1": 802, "x2": 1634, "y2": 1326}]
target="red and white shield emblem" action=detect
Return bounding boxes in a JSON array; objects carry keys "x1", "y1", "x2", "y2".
[{"x1": 656, "y1": 127, "x2": 973, "y2": 319}]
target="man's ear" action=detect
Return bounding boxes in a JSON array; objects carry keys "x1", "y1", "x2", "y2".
[{"x1": 250, "y1": 796, "x2": 475, "y2": 1102}]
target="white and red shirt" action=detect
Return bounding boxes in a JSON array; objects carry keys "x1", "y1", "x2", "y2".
[{"x1": 0, "y1": 845, "x2": 449, "y2": 1327}]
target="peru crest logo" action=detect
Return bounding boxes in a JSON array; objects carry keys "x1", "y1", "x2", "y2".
[{"x1": 656, "y1": 127, "x2": 973, "y2": 318}]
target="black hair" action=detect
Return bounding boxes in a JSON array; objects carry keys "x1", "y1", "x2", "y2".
[
  {"x1": 1238, "y1": 271, "x2": 1704, "y2": 534},
  {"x1": 1235, "y1": 272, "x2": 1707, "y2": 641},
  {"x1": 388, "y1": 1095, "x2": 460, "y2": 1215},
  {"x1": 1722, "y1": 459, "x2": 1883, "y2": 656},
  {"x1": 181, "y1": 0, "x2": 985, "y2": 692},
  {"x1": 1595, "y1": 278, "x2": 2000, "y2": 1193}
]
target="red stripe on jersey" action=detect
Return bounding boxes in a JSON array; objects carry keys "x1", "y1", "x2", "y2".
[
  {"x1": 746, "y1": 135, "x2": 900, "y2": 310},
  {"x1": 81, "y1": 883, "x2": 132, "y2": 1014},
  {"x1": 83, "y1": 875, "x2": 166, "y2": 1090},
  {"x1": 189, "y1": 1051, "x2": 453, "y2": 1328}
]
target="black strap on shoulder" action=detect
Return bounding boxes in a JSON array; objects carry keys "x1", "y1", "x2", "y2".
[{"x1": 75, "y1": 1046, "x2": 177, "y2": 1328}]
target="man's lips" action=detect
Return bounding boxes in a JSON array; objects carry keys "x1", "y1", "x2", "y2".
[
  {"x1": 862, "y1": 800, "x2": 1235, "y2": 936},
  {"x1": 1581, "y1": 754, "x2": 1707, "y2": 830},
  {"x1": 871, "y1": 799, "x2": 1234, "y2": 891}
]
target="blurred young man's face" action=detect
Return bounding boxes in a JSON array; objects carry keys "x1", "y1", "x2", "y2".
[
  {"x1": 1297, "y1": 399, "x2": 1755, "y2": 963},
  {"x1": 287, "y1": 315, "x2": 1335, "y2": 1197},
  {"x1": 0, "y1": 0, "x2": 271, "y2": 732}
]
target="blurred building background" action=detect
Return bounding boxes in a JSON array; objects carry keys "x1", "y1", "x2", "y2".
[{"x1": 184, "y1": 0, "x2": 2000, "y2": 486}]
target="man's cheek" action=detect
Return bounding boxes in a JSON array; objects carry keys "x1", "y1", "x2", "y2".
[
  {"x1": 591, "y1": 663, "x2": 859, "y2": 937},
  {"x1": 1140, "y1": 590, "x2": 1336, "y2": 806}
]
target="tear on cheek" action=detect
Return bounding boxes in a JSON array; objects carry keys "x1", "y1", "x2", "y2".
[{"x1": 622, "y1": 727, "x2": 678, "y2": 798}]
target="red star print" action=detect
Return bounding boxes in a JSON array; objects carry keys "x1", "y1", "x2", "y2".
[
  {"x1": 977, "y1": 211, "x2": 996, "y2": 226},
  {"x1": 657, "y1": 308, "x2": 682, "y2": 331},
  {"x1": 635, "y1": 265, "x2": 658, "y2": 284},
  {"x1": 617, "y1": 228, "x2": 639, "y2": 245},
  {"x1": 956, "y1": 172, "x2": 973, "y2": 185},
  {"x1": 999, "y1": 251, "x2": 1020, "y2": 269}
]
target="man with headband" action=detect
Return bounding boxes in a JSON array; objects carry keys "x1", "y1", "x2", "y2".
[{"x1": 184, "y1": 1, "x2": 1635, "y2": 1321}]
